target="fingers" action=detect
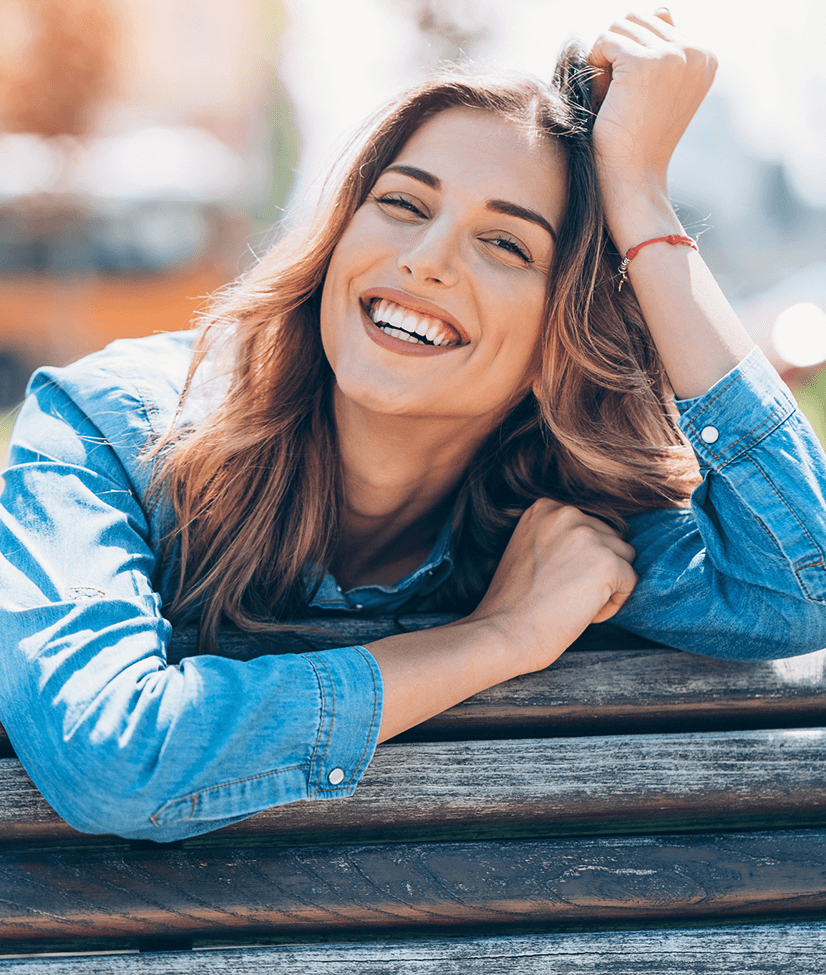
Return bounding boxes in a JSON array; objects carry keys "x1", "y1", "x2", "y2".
[
  {"x1": 590, "y1": 554, "x2": 639, "y2": 624},
  {"x1": 532, "y1": 503, "x2": 637, "y2": 625},
  {"x1": 623, "y1": 10, "x2": 678, "y2": 41},
  {"x1": 521, "y1": 501, "x2": 636, "y2": 570},
  {"x1": 588, "y1": 9, "x2": 679, "y2": 69}
]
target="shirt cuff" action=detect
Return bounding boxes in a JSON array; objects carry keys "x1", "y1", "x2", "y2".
[
  {"x1": 675, "y1": 346, "x2": 797, "y2": 470},
  {"x1": 304, "y1": 645, "x2": 383, "y2": 799}
]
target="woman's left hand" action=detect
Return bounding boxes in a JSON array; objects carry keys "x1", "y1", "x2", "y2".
[{"x1": 587, "y1": 9, "x2": 717, "y2": 193}]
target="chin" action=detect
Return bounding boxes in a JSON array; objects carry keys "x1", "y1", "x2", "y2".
[{"x1": 331, "y1": 371, "x2": 426, "y2": 418}]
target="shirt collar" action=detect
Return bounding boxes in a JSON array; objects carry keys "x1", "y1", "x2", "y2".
[{"x1": 308, "y1": 517, "x2": 454, "y2": 611}]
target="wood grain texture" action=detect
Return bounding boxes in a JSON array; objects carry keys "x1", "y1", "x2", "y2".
[
  {"x1": 4, "y1": 924, "x2": 826, "y2": 973},
  {"x1": 3, "y1": 727, "x2": 826, "y2": 843},
  {"x1": 2, "y1": 830, "x2": 826, "y2": 943}
]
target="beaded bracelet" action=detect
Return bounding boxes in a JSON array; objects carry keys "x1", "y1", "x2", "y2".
[{"x1": 617, "y1": 234, "x2": 698, "y2": 291}]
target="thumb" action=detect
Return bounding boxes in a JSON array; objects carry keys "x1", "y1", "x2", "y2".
[{"x1": 655, "y1": 7, "x2": 675, "y2": 26}]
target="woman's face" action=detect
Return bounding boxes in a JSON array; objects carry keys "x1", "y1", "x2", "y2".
[{"x1": 320, "y1": 106, "x2": 567, "y2": 433}]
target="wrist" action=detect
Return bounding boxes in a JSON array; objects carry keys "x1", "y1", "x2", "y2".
[
  {"x1": 461, "y1": 609, "x2": 560, "y2": 679},
  {"x1": 598, "y1": 176, "x2": 682, "y2": 256},
  {"x1": 450, "y1": 614, "x2": 524, "y2": 681}
]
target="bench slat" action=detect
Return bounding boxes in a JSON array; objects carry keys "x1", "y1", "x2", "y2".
[
  {"x1": 4, "y1": 923, "x2": 826, "y2": 973},
  {"x1": 1, "y1": 831, "x2": 826, "y2": 943},
  {"x1": 2, "y1": 727, "x2": 825, "y2": 843},
  {"x1": 408, "y1": 646, "x2": 826, "y2": 740},
  {"x1": 2, "y1": 628, "x2": 824, "y2": 756}
]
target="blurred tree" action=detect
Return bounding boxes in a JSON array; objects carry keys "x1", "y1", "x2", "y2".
[
  {"x1": 391, "y1": 0, "x2": 490, "y2": 62},
  {"x1": 0, "y1": 0, "x2": 117, "y2": 136}
]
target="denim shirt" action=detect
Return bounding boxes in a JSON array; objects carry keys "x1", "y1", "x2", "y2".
[{"x1": 1, "y1": 331, "x2": 825, "y2": 842}]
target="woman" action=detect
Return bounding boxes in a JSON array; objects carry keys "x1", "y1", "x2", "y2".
[{"x1": 2, "y1": 11, "x2": 825, "y2": 842}]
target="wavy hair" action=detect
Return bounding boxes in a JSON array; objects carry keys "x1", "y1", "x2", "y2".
[{"x1": 148, "y1": 45, "x2": 699, "y2": 650}]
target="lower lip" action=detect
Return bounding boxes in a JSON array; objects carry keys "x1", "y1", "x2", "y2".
[{"x1": 361, "y1": 310, "x2": 461, "y2": 357}]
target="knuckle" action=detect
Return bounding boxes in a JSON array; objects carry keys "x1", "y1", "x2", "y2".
[
  {"x1": 555, "y1": 504, "x2": 582, "y2": 525},
  {"x1": 521, "y1": 497, "x2": 554, "y2": 526},
  {"x1": 663, "y1": 47, "x2": 687, "y2": 69}
]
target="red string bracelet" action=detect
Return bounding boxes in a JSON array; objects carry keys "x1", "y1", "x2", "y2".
[{"x1": 617, "y1": 234, "x2": 698, "y2": 291}]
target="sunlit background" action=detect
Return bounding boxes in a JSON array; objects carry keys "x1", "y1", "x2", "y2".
[{"x1": 1, "y1": 0, "x2": 825, "y2": 462}]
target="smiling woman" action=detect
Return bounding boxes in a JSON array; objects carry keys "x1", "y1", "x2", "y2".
[
  {"x1": 320, "y1": 108, "x2": 564, "y2": 425},
  {"x1": 2, "y1": 11, "x2": 826, "y2": 842}
]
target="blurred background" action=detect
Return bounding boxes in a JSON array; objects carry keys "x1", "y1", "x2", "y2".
[{"x1": 1, "y1": 0, "x2": 825, "y2": 463}]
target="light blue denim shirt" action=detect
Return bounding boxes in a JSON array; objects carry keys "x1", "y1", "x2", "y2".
[{"x1": 1, "y1": 331, "x2": 825, "y2": 842}]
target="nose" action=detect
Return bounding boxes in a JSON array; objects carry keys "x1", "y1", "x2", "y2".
[{"x1": 397, "y1": 217, "x2": 460, "y2": 287}]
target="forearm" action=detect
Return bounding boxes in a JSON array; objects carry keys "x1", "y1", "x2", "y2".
[
  {"x1": 366, "y1": 617, "x2": 520, "y2": 742},
  {"x1": 586, "y1": 12, "x2": 755, "y2": 399},
  {"x1": 601, "y1": 179, "x2": 754, "y2": 399}
]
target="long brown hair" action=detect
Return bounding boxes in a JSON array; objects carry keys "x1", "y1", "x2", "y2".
[{"x1": 149, "y1": 46, "x2": 699, "y2": 650}]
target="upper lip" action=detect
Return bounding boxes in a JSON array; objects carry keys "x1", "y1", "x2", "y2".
[{"x1": 361, "y1": 288, "x2": 469, "y2": 344}]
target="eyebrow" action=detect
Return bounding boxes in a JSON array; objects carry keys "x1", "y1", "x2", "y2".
[{"x1": 381, "y1": 164, "x2": 558, "y2": 241}]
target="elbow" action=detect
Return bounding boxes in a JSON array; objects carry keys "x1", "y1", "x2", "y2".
[
  {"x1": 18, "y1": 711, "x2": 193, "y2": 841},
  {"x1": 35, "y1": 746, "x2": 170, "y2": 840}
]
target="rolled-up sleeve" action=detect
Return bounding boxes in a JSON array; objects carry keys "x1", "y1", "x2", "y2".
[
  {"x1": 614, "y1": 347, "x2": 826, "y2": 659},
  {"x1": 0, "y1": 370, "x2": 383, "y2": 842}
]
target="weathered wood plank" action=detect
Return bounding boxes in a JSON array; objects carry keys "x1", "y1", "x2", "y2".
[
  {"x1": 405, "y1": 645, "x2": 826, "y2": 741},
  {"x1": 5, "y1": 923, "x2": 826, "y2": 973},
  {"x1": 0, "y1": 921, "x2": 825, "y2": 972},
  {"x1": 2, "y1": 831, "x2": 826, "y2": 943},
  {"x1": 3, "y1": 640, "x2": 826, "y2": 757},
  {"x1": 2, "y1": 727, "x2": 826, "y2": 843}
]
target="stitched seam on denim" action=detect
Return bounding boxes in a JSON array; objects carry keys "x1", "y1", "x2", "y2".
[
  {"x1": 149, "y1": 763, "x2": 310, "y2": 824},
  {"x1": 307, "y1": 649, "x2": 379, "y2": 795},
  {"x1": 347, "y1": 646, "x2": 380, "y2": 786},
  {"x1": 687, "y1": 403, "x2": 788, "y2": 465},
  {"x1": 795, "y1": 562, "x2": 826, "y2": 601},
  {"x1": 303, "y1": 653, "x2": 329, "y2": 797},
  {"x1": 742, "y1": 454, "x2": 826, "y2": 601},
  {"x1": 691, "y1": 363, "x2": 748, "y2": 417},
  {"x1": 107, "y1": 367, "x2": 162, "y2": 440},
  {"x1": 306, "y1": 653, "x2": 335, "y2": 795}
]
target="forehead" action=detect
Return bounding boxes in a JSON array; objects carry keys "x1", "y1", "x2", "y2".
[{"x1": 389, "y1": 106, "x2": 566, "y2": 212}]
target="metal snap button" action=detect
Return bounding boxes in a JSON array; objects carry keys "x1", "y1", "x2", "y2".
[
  {"x1": 700, "y1": 425, "x2": 720, "y2": 444},
  {"x1": 327, "y1": 768, "x2": 345, "y2": 786}
]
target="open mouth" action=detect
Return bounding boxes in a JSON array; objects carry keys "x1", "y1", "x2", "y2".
[{"x1": 367, "y1": 298, "x2": 462, "y2": 348}]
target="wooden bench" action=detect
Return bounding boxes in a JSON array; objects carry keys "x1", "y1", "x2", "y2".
[{"x1": 2, "y1": 615, "x2": 826, "y2": 971}]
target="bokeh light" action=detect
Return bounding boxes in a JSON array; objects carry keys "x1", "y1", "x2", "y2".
[{"x1": 772, "y1": 303, "x2": 826, "y2": 369}]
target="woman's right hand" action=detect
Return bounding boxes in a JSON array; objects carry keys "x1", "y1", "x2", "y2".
[
  {"x1": 468, "y1": 499, "x2": 638, "y2": 674},
  {"x1": 368, "y1": 499, "x2": 637, "y2": 741}
]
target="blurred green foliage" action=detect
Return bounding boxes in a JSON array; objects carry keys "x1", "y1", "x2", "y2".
[
  {"x1": 1, "y1": 408, "x2": 19, "y2": 474},
  {"x1": 796, "y1": 373, "x2": 826, "y2": 450}
]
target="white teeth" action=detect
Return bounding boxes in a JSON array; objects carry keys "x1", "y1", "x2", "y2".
[
  {"x1": 369, "y1": 298, "x2": 459, "y2": 347},
  {"x1": 379, "y1": 324, "x2": 425, "y2": 344}
]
